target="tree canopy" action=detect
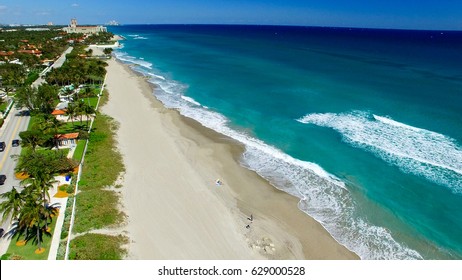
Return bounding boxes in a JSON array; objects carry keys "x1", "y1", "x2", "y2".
[{"x1": 14, "y1": 83, "x2": 58, "y2": 114}]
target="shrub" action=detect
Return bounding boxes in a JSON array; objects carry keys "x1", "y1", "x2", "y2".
[
  {"x1": 69, "y1": 233, "x2": 127, "y2": 260},
  {"x1": 66, "y1": 184, "x2": 75, "y2": 194},
  {"x1": 60, "y1": 229, "x2": 69, "y2": 240},
  {"x1": 0, "y1": 253, "x2": 11, "y2": 260},
  {"x1": 73, "y1": 189, "x2": 124, "y2": 233}
]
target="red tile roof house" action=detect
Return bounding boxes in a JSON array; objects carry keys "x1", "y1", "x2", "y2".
[
  {"x1": 54, "y1": 132, "x2": 79, "y2": 147},
  {"x1": 51, "y1": 109, "x2": 67, "y2": 121},
  {"x1": 17, "y1": 49, "x2": 42, "y2": 56},
  {"x1": 0, "y1": 51, "x2": 14, "y2": 57}
]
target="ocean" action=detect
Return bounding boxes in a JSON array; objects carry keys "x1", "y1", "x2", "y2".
[{"x1": 109, "y1": 25, "x2": 462, "y2": 259}]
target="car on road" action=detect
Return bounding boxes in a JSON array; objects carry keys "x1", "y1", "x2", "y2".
[
  {"x1": 0, "y1": 174, "x2": 6, "y2": 185},
  {"x1": 0, "y1": 141, "x2": 5, "y2": 152},
  {"x1": 12, "y1": 139, "x2": 20, "y2": 147}
]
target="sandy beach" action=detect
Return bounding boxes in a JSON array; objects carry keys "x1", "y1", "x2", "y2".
[{"x1": 102, "y1": 58, "x2": 358, "y2": 260}]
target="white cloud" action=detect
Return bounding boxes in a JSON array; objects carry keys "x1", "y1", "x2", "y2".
[
  {"x1": 0, "y1": 5, "x2": 7, "y2": 11},
  {"x1": 71, "y1": 3, "x2": 79, "y2": 7}
]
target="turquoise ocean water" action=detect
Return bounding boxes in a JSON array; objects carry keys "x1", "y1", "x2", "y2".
[{"x1": 109, "y1": 25, "x2": 462, "y2": 259}]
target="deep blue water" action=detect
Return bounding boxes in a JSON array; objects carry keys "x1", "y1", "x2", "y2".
[{"x1": 109, "y1": 25, "x2": 462, "y2": 259}]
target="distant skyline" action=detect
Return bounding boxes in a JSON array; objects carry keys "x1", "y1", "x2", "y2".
[{"x1": 1, "y1": 0, "x2": 461, "y2": 30}]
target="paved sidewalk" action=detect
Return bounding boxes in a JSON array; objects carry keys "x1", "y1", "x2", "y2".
[{"x1": 47, "y1": 176, "x2": 70, "y2": 260}]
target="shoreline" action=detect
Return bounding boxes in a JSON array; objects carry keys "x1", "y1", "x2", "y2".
[{"x1": 102, "y1": 57, "x2": 358, "y2": 259}]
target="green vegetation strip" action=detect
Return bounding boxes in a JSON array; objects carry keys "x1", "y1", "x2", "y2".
[
  {"x1": 68, "y1": 233, "x2": 128, "y2": 260},
  {"x1": 75, "y1": 96, "x2": 99, "y2": 110},
  {"x1": 72, "y1": 139, "x2": 86, "y2": 163},
  {"x1": 59, "y1": 122, "x2": 89, "y2": 134},
  {"x1": 24, "y1": 71, "x2": 39, "y2": 86},
  {"x1": 0, "y1": 102, "x2": 8, "y2": 113},
  {"x1": 69, "y1": 110, "x2": 126, "y2": 258},
  {"x1": 78, "y1": 114, "x2": 124, "y2": 191},
  {"x1": 27, "y1": 114, "x2": 42, "y2": 130},
  {"x1": 73, "y1": 189, "x2": 124, "y2": 233}
]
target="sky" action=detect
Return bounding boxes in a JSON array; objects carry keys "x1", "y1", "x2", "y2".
[{"x1": 0, "y1": 0, "x2": 461, "y2": 30}]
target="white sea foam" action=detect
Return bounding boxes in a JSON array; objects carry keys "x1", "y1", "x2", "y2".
[
  {"x1": 373, "y1": 115, "x2": 421, "y2": 132},
  {"x1": 113, "y1": 51, "x2": 153, "y2": 69},
  {"x1": 128, "y1": 34, "x2": 148, "y2": 40},
  {"x1": 181, "y1": 96, "x2": 201, "y2": 106},
  {"x1": 154, "y1": 74, "x2": 166, "y2": 80},
  {"x1": 298, "y1": 111, "x2": 462, "y2": 194},
  {"x1": 115, "y1": 56, "x2": 422, "y2": 259},
  {"x1": 241, "y1": 143, "x2": 422, "y2": 259}
]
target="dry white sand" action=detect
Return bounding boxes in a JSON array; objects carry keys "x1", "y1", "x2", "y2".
[{"x1": 102, "y1": 58, "x2": 358, "y2": 260}]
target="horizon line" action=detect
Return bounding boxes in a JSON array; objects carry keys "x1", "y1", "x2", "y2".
[
  {"x1": 112, "y1": 23, "x2": 462, "y2": 32},
  {"x1": 1, "y1": 22, "x2": 461, "y2": 32}
]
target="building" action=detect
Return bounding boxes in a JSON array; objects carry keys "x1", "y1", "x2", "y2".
[
  {"x1": 63, "y1": 18, "x2": 107, "y2": 34},
  {"x1": 54, "y1": 133, "x2": 79, "y2": 147},
  {"x1": 0, "y1": 51, "x2": 14, "y2": 57},
  {"x1": 17, "y1": 49, "x2": 42, "y2": 56}
]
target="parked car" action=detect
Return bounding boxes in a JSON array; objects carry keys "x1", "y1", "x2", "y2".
[
  {"x1": 19, "y1": 110, "x2": 30, "y2": 116},
  {"x1": 0, "y1": 174, "x2": 6, "y2": 185},
  {"x1": 0, "y1": 142, "x2": 5, "y2": 152},
  {"x1": 12, "y1": 139, "x2": 20, "y2": 147}
]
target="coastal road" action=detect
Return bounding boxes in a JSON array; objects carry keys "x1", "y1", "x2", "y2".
[
  {"x1": 34, "y1": 46, "x2": 73, "y2": 87},
  {"x1": 0, "y1": 46, "x2": 72, "y2": 191},
  {"x1": 0, "y1": 106, "x2": 30, "y2": 232},
  {"x1": 0, "y1": 46, "x2": 72, "y2": 239}
]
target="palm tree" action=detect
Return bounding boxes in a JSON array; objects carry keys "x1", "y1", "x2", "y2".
[
  {"x1": 62, "y1": 85, "x2": 74, "y2": 99},
  {"x1": 66, "y1": 102, "x2": 78, "y2": 127},
  {"x1": 9, "y1": 197, "x2": 53, "y2": 251},
  {"x1": 87, "y1": 64, "x2": 95, "y2": 84},
  {"x1": 7, "y1": 154, "x2": 61, "y2": 251},
  {"x1": 4, "y1": 148, "x2": 64, "y2": 251},
  {"x1": 42, "y1": 202, "x2": 60, "y2": 231},
  {"x1": 74, "y1": 100, "x2": 86, "y2": 125},
  {"x1": 83, "y1": 102, "x2": 96, "y2": 126},
  {"x1": 56, "y1": 72, "x2": 64, "y2": 86},
  {"x1": 39, "y1": 116, "x2": 63, "y2": 148},
  {"x1": 21, "y1": 174, "x2": 57, "y2": 209},
  {"x1": 82, "y1": 86, "x2": 93, "y2": 97},
  {"x1": 0, "y1": 187, "x2": 26, "y2": 222},
  {"x1": 19, "y1": 130, "x2": 45, "y2": 152},
  {"x1": 5, "y1": 197, "x2": 60, "y2": 252}
]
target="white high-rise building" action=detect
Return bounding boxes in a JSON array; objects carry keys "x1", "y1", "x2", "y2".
[{"x1": 63, "y1": 18, "x2": 107, "y2": 34}]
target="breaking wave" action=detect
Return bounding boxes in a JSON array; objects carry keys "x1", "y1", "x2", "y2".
[{"x1": 297, "y1": 111, "x2": 462, "y2": 194}]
